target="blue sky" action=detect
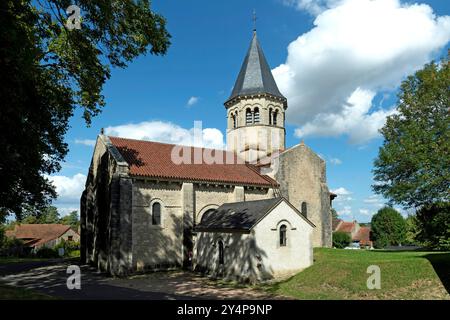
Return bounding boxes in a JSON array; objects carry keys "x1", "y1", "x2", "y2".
[{"x1": 47, "y1": 0, "x2": 450, "y2": 222}]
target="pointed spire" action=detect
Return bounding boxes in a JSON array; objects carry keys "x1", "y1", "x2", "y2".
[{"x1": 225, "y1": 33, "x2": 286, "y2": 105}]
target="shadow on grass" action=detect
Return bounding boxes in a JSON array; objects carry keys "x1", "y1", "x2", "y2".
[{"x1": 423, "y1": 252, "x2": 450, "y2": 295}]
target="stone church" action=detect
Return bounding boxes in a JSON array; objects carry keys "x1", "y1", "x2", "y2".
[{"x1": 80, "y1": 31, "x2": 335, "y2": 281}]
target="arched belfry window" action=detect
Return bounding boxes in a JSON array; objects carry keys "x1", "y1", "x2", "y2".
[
  {"x1": 269, "y1": 108, "x2": 273, "y2": 125},
  {"x1": 301, "y1": 202, "x2": 307, "y2": 218},
  {"x1": 279, "y1": 225, "x2": 287, "y2": 247},
  {"x1": 218, "y1": 240, "x2": 224, "y2": 265},
  {"x1": 273, "y1": 110, "x2": 278, "y2": 126},
  {"x1": 245, "y1": 108, "x2": 252, "y2": 125},
  {"x1": 152, "y1": 202, "x2": 161, "y2": 225},
  {"x1": 254, "y1": 107, "x2": 260, "y2": 124},
  {"x1": 232, "y1": 113, "x2": 237, "y2": 128}
]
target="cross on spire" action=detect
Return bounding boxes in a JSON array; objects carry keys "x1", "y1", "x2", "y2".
[{"x1": 252, "y1": 9, "x2": 257, "y2": 32}]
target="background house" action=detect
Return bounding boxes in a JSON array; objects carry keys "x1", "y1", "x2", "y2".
[
  {"x1": 333, "y1": 219, "x2": 373, "y2": 248},
  {"x1": 5, "y1": 224, "x2": 80, "y2": 250}
]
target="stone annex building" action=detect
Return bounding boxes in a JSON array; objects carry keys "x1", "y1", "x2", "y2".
[{"x1": 81, "y1": 31, "x2": 336, "y2": 282}]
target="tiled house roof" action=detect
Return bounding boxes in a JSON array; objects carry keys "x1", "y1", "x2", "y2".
[
  {"x1": 336, "y1": 221, "x2": 356, "y2": 233},
  {"x1": 6, "y1": 224, "x2": 74, "y2": 247},
  {"x1": 354, "y1": 227, "x2": 372, "y2": 246},
  {"x1": 109, "y1": 136, "x2": 278, "y2": 187}
]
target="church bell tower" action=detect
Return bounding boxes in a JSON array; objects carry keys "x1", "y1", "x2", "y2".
[{"x1": 225, "y1": 31, "x2": 287, "y2": 163}]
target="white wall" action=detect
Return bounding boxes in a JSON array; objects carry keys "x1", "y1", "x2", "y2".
[
  {"x1": 194, "y1": 199, "x2": 314, "y2": 282},
  {"x1": 253, "y1": 200, "x2": 314, "y2": 278}
]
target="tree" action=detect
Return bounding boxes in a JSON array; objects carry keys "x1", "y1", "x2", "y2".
[
  {"x1": 405, "y1": 214, "x2": 420, "y2": 245},
  {"x1": 372, "y1": 52, "x2": 450, "y2": 209},
  {"x1": 332, "y1": 231, "x2": 351, "y2": 249},
  {"x1": 0, "y1": 1, "x2": 170, "y2": 221},
  {"x1": 371, "y1": 207, "x2": 406, "y2": 248},
  {"x1": 331, "y1": 208, "x2": 339, "y2": 220},
  {"x1": 0, "y1": 225, "x2": 5, "y2": 249},
  {"x1": 21, "y1": 206, "x2": 60, "y2": 224},
  {"x1": 60, "y1": 210, "x2": 80, "y2": 230},
  {"x1": 415, "y1": 202, "x2": 450, "y2": 250}
]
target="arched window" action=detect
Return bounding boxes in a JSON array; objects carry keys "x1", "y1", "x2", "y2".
[
  {"x1": 218, "y1": 240, "x2": 224, "y2": 265},
  {"x1": 253, "y1": 107, "x2": 260, "y2": 124},
  {"x1": 152, "y1": 202, "x2": 161, "y2": 225},
  {"x1": 301, "y1": 202, "x2": 307, "y2": 218},
  {"x1": 245, "y1": 108, "x2": 252, "y2": 125},
  {"x1": 279, "y1": 225, "x2": 287, "y2": 247},
  {"x1": 273, "y1": 110, "x2": 278, "y2": 126},
  {"x1": 269, "y1": 108, "x2": 273, "y2": 125},
  {"x1": 232, "y1": 114, "x2": 237, "y2": 128}
]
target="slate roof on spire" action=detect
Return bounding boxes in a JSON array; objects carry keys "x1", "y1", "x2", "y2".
[{"x1": 226, "y1": 32, "x2": 286, "y2": 104}]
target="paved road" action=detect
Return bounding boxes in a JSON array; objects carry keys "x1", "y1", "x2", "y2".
[{"x1": 0, "y1": 261, "x2": 282, "y2": 300}]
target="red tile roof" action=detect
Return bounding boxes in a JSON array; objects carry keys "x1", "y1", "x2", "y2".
[
  {"x1": 332, "y1": 218, "x2": 343, "y2": 231},
  {"x1": 354, "y1": 226, "x2": 372, "y2": 245},
  {"x1": 6, "y1": 224, "x2": 73, "y2": 247},
  {"x1": 109, "y1": 137, "x2": 278, "y2": 187},
  {"x1": 336, "y1": 221, "x2": 355, "y2": 233}
]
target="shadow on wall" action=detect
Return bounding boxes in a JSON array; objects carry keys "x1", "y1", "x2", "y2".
[
  {"x1": 195, "y1": 231, "x2": 273, "y2": 283},
  {"x1": 424, "y1": 252, "x2": 450, "y2": 295},
  {"x1": 133, "y1": 191, "x2": 185, "y2": 272},
  {"x1": 195, "y1": 214, "x2": 274, "y2": 283}
]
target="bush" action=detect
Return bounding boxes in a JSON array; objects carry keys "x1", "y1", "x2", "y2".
[
  {"x1": 333, "y1": 232, "x2": 351, "y2": 249},
  {"x1": 54, "y1": 239, "x2": 80, "y2": 257},
  {"x1": 1, "y1": 237, "x2": 26, "y2": 257},
  {"x1": 0, "y1": 226, "x2": 5, "y2": 248},
  {"x1": 416, "y1": 202, "x2": 450, "y2": 250},
  {"x1": 371, "y1": 207, "x2": 406, "y2": 248},
  {"x1": 35, "y1": 247, "x2": 59, "y2": 258}
]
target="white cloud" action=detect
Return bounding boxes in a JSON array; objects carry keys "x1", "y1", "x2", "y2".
[
  {"x1": 46, "y1": 173, "x2": 86, "y2": 202},
  {"x1": 331, "y1": 187, "x2": 351, "y2": 195},
  {"x1": 283, "y1": 0, "x2": 340, "y2": 15},
  {"x1": 274, "y1": 0, "x2": 450, "y2": 143},
  {"x1": 58, "y1": 207, "x2": 79, "y2": 217},
  {"x1": 105, "y1": 120, "x2": 225, "y2": 149},
  {"x1": 75, "y1": 139, "x2": 96, "y2": 147},
  {"x1": 45, "y1": 174, "x2": 86, "y2": 217},
  {"x1": 187, "y1": 96, "x2": 199, "y2": 107},
  {"x1": 329, "y1": 157, "x2": 342, "y2": 165},
  {"x1": 359, "y1": 208, "x2": 372, "y2": 216},
  {"x1": 331, "y1": 187, "x2": 353, "y2": 203},
  {"x1": 338, "y1": 205, "x2": 353, "y2": 218},
  {"x1": 363, "y1": 195, "x2": 385, "y2": 207}
]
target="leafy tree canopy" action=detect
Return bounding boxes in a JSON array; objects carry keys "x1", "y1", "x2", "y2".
[
  {"x1": 0, "y1": 1, "x2": 170, "y2": 221},
  {"x1": 59, "y1": 210, "x2": 80, "y2": 230},
  {"x1": 415, "y1": 202, "x2": 450, "y2": 250},
  {"x1": 22, "y1": 206, "x2": 60, "y2": 224},
  {"x1": 371, "y1": 207, "x2": 406, "y2": 248},
  {"x1": 372, "y1": 52, "x2": 449, "y2": 209},
  {"x1": 331, "y1": 208, "x2": 339, "y2": 220}
]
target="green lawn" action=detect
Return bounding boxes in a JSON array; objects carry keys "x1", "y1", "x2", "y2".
[
  {"x1": 0, "y1": 285, "x2": 55, "y2": 300},
  {"x1": 0, "y1": 257, "x2": 48, "y2": 265},
  {"x1": 264, "y1": 248, "x2": 450, "y2": 300}
]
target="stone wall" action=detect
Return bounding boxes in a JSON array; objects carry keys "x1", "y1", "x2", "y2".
[
  {"x1": 274, "y1": 142, "x2": 332, "y2": 247},
  {"x1": 80, "y1": 135, "x2": 133, "y2": 276},
  {"x1": 226, "y1": 96, "x2": 286, "y2": 162},
  {"x1": 131, "y1": 180, "x2": 274, "y2": 272}
]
